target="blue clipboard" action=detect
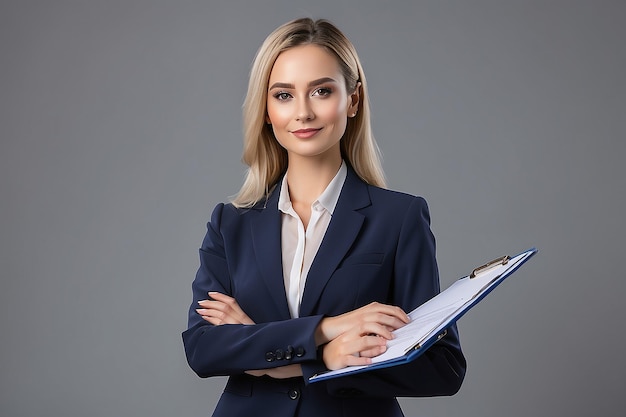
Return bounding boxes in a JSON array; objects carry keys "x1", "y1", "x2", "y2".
[{"x1": 309, "y1": 247, "x2": 538, "y2": 383}]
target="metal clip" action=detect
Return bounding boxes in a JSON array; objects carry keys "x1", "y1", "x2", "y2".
[{"x1": 470, "y1": 255, "x2": 510, "y2": 278}]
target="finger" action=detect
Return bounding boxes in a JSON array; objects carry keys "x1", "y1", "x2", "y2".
[
  {"x1": 371, "y1": 308, "x2": 410, "y2": 325},
  {"x1": 198, "y1": 300, "x2": 242, "y2": 320},
  {"x1": 355, "y1": 334, "x2": 388, "y2": 353},
  {"x1": 200, "y1": 295, "x2": 237, "y2": 314},
  {"x1": 359, "y1": 312, "x2": 408, "y2": 332},
  {"x1": 355, "y1": 322, "x2": 395, "y2": 340},
  {"x1": 201, "y1": 315, "x2": 223, "y2": 326},
  {"x1": 331, "y1": 338, "x2": 383, "y2": 368},
  {"x1": 200, "y1": 313, "x2": 244, "y2": 326},
  {"x1": 325, "y1": 348, "x2": 373, "y2": 370},
  {"x1": 197, "y1": 307, "x2": 245, "y2": 325},
  {"x1": 197, "y1": 308, "x2": 226, "y2": 324},
  {"x1": 322, "y1": 334, "x2": 384, "y2": 370},
  {"x1": 378, "y1": 315, "x2": 407, "y2": 331},
  {"x1": 360, "y1": 344, "x2": 387, "y2": 358},
  {"x1": 207, "y1": 291, "x2": 235, "y2": 303},
  {"x1": 322, "y1": 306, "x2": 407, "y2": 342},
  {"x1": 198, "y1": 299, "x2": 229, "y2": 312},
  {"x1": 338, "y1": 332, "x2": 387, "y2": 357},
  {"x1": 196, "y1": 307, "x2": 225, "y2": 318},
  {"x1": 206, "y1": 293, "x2": 254, "y2": 325},
  {"x1": 341, "y1": 355, "x2": 374, "y2": 367},
  {"x1": 365, "y1": 302, "x2": 410, "y2": 323},
  {"x1": 197, "y1": 303, "x2": 254, "y2": 325}
]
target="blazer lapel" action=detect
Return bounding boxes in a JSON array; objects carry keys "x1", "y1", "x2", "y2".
[
  {"x1": 250, "y1": 185, "x2": 292, "y2": 319},
  {"x1": 299, "y1": 168, "x2": 372, "y2": 317}
]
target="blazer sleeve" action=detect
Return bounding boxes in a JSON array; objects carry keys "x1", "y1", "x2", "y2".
[
  {"x1": 182, "y1": 203, "x2": 323, "y2": 377},
  {"x1": 317, "y1": 197, "x2": 466, "y2": 397}
]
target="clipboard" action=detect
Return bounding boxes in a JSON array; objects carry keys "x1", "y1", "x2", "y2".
[{"x1": 309, "y1": 247, "x2": 538, "y2": 383}]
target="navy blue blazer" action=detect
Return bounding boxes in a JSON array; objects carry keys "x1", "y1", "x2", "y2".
[{"x1": 183, "y1": 166, "x2": 466, "y2": 417}]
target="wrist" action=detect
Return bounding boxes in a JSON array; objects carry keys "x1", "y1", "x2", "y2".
[{"x1": 314, "y1": 316, "x2": 333, "y2": 346}]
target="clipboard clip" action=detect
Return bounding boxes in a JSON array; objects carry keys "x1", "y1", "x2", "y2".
[
  {"x1": 405, "y1": 329, "x2": 448, "y2": 354},
  {"x1": 470, "y1": 255, "x2": 510, "y2": 278}
]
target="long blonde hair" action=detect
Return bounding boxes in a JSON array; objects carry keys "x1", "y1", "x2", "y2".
[{"x1": 232, "y1": 18, "x2": 386, "y2": 208}]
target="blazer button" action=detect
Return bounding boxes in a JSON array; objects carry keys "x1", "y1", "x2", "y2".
[
  {"x1": 295, "y1": 347, "x2": 305, "y2": 357},
  {"x1": 285, "y1": 345, "x2": 294, "y2": 360},
  {"x1": 288, "y1": 389, "x2": 300, "y2": 400},
  {"x1": 265, "y1": 351, "x2": 275, "y2": 362},
  {"x1": 275, "y1": 349, "x2": 284, "y2": 360}
]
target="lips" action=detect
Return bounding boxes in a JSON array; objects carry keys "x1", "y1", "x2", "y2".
[{"x1": 291, "y1": 128, "x2": 322, "y2": 139}]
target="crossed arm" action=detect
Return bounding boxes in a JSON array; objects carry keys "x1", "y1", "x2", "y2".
[{"x1": 196, "y1": 291, "x2": 410, "y2": 379}]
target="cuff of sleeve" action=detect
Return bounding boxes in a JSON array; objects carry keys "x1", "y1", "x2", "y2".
[{"x1": 300, "y1": 343, "x2": 328, "y2": 386}]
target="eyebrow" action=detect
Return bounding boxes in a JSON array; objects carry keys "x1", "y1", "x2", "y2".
[{"x1": 268, "y1": 77, "x2": 338, "y2": 91}]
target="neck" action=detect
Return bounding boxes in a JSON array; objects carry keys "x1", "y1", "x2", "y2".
[{"x1": 286, "y1": 154, "x2": 342, "y2": 207}]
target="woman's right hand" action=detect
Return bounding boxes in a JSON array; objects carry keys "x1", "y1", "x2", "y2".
[
  {"x1": 196, "y1": 291, "x2": 255, "y2": 325},
  {"x1": 315, "y1": 302, "x2": 410, "y2": 369}
]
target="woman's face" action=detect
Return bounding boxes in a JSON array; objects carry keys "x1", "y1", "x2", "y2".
[{"x1": 266, "y1": 44, "x2": 359, "y2": 162}]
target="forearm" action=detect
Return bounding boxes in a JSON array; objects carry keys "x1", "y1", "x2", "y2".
[{"x1": 183, "y1": 315, "x2": 323, "y2": 378}]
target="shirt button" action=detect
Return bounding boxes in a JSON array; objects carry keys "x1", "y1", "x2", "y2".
[{"x1": 288, "y1": 389, "x2": 300, "y2": 400}]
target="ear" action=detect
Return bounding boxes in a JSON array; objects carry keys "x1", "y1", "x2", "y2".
[
  {"x1": 265, "y1": 114, "x2": 271, "y2": 124},
  {"x1": 348, "y1": 81, "x2": 361, "y2": 118}
]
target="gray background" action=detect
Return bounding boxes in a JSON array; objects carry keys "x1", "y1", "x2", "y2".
[{"x1": 1, "y1": 1, "x2": 624, "y2": 416}]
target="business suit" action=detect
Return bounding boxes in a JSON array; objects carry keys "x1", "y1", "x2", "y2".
[{"x1": 183, "y1": 166, "x2": 466, "y2": 417}]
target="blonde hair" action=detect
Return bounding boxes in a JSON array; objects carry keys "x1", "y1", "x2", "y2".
[{"x1": 232, "y1": 18, "x2": 386, "y2": 208}]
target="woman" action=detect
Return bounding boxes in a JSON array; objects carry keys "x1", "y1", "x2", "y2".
[{"x1": 183, "y1": 18, "x2": 466, "y2": 417}]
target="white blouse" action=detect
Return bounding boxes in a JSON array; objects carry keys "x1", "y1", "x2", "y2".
[{"x1": 278, "y1": 161, "x2": 347, "y2": 318}]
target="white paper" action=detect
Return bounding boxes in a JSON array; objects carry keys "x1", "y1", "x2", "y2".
[{"x1": 310, "y1": 250, "x2": 534, "y2": 381}]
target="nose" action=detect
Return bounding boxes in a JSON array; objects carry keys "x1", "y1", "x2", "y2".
[{"x1": 295, "y1": 97, "x2": 314, "y2": 122}]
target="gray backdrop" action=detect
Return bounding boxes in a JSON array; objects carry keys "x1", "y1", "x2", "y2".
[{"x1": 2, "y1": 1, "x2": 624, "y2": 416}]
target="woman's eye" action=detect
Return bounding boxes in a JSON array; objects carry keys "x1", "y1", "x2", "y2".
[
  {"x1": 273, "y1": 92, "x2": 292, "y2": 101},
  {"x1": 313, "y1": 87, "x2": 332, "y2": 97}
]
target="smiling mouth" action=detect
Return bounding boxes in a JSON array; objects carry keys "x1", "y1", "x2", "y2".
[{"x1": 291, "y1": 128, "x2": 322, "y2": 138}]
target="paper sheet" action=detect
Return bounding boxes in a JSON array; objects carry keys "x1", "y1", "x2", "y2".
[{"x1": 310, "y1": 249, "x2": 535, "y2": 381}]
